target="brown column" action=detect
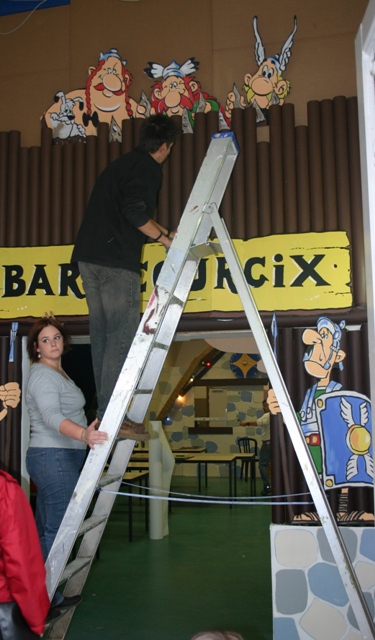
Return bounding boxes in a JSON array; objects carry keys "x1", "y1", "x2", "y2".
[
  {"x1": 0, "y1": 132, "x2": 8, "y2": 243},
  {"x1": 40, "y1": 126, "x2": 52, "y2": 245},
  {"x1": 62, "y1": 144, "x2": 74, "y2": 244},
  {"x1": 269, "y1": 105, "x2": 284, "y2": 234},
  {"x1": 122, "y1": 119, "x2": 134, "y2": 155},
  {"x1": 307, "y1": 101, "x2": 324, "y2": 231},
  {"x1": 18, "y1": 148, "x2": 29, "y2": 246},
  {"x1": 333, "y1": 97, "x2": 351, "y2": 236},
  {"x1": 109, "y1": 140, "x2": 121, "y2": 164},
  {"x1": 29, "y1": 147, "x2": 41, "y2": 245},
  {"x1": 51, "y1": 144, "x2": 62, "y2": 245},
  {"x1": 85, "y1": 135, "x2": 97, "y2": 209},
  {"x1": 73, "y1": 140, "x2": 86, "y2": 237},
  {"x1": 157, "y1": 160, "x2": 170, "y2": 230},
  {"x1": 231, "y1": 108, "x2": 245, "y2": 238},
  {"x1": 205, "y1": 110, "x2": 219, "y2": 145},
  {"x1": 282, "y1": 103, "x2": 298, "y2": 233},
  {"x1": 97, "y1": 122, "x2": 109, "y2": 178},
  {"x1": 169, "y1": 115, "x2": 182, "y2": 231},
  {"x1": 193, "y1": 112, "x2": 207, "y2": 179},
  {"x1": 244, "y1": 106, "x2": 258, "y2": 239},
  {"x1": 181, "y1": 133, "x2": 194, "y2": 211},
  {"x1": 257, "y1": 141, "x2": 271, "y2": 236},
  {"x1": 347, "y1": 97, "x2": 366, "y2": 307},
  {"x1": 7, "y1": 131, "x2": 20, "y2": 247},
  {"x1": 295, "y1": 126, "x2": 310, "y2": 232},
  {"x1": 320, "y1": 99, "x2": 337, "y2": 230}
]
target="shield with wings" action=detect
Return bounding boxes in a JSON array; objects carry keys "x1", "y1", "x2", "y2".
[{"x1": 316, "y1": 390, "x2": 373, "y2": 489}]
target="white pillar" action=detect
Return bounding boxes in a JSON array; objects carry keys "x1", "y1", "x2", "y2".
[{"x1": 148, "y1": 421, "x2": 175, "y2": 539}]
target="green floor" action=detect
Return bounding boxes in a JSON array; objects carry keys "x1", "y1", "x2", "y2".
[{"x1": 65, "y1": 476, "x2": 273, "y2": 640}]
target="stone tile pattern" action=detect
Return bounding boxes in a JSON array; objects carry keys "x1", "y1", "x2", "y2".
[{"x1": 271, "y1": 525, "x2": 375, "y2": 640}]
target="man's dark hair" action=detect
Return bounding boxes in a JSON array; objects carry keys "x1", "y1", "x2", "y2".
[{"x1": 139, "y1": 114, "x2": 181, "y2": 153}]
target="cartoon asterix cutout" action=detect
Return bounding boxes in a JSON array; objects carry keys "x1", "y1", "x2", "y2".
[
  {"x1": 144, "y1": 57, "x2": 229, "y2": 133},
  {"x1": 226, "y1": 16, "x2": 297, "y2": 125},
  {"x1": 44, "y1": 48, "x2": 149, "y2": 142},
  {"x1": 267, "y1": 316, "x2": 374, "y2": 524}
]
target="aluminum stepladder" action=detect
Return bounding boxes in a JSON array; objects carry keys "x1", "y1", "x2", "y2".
[{"x1": 45, "y1": 131, "x2": 375, "y2": 640}]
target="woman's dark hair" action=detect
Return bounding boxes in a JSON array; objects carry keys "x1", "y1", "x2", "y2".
[
  {"x1": 139, "y1": 114, "x2": 181, "y2": 153},
  {"x1": 27, "y1": 317, "x2": 71, "y2": 363}
]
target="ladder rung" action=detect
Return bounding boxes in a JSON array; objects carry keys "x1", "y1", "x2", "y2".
[
  {"x1": 190, "y1": 241, "x2": 222, "y2": 259},
  {"x1": 78, "y1": 514, "x2": 108, "y2": 537},
  {"x1": 98, "y1": 473, "x2": 122, "y2": 487},
  {"x1": 60, "y1": 557, "x2": 91, "y2": 584}
]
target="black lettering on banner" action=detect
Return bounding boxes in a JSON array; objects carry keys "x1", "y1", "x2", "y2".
[
  {"x1": 3, "y1": 265, "x2": 26, "y2": 297},
  {"x1": 140, "y1": 261, "x2": 148, "y2": 293},
  {"x1": 191, "y1": 259, "x2": 207, "y2": 291},
  {"x1": 273, "y1": 254, "x2": 285, "y2": 288},
  {"x1": 151, "y1": 259, "x2": 208, "y2": 291},
  {"x1": 215, "y1": 257, "x2": 237, "y2": 293},
  {"x1": 243, "y1": 257, "x2": 268, "y2": 288},
  {"x1": 27, "y1": 265, "x2": 54, "y2": 296},
  {"x1": 290, "y1": 255, "x2": 330, "y2": 287},
  {"x1": 59, "y1": 264, "x2": 85, "y2": 298}
]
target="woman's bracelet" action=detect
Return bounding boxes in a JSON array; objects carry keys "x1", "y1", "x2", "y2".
[
  {"x1": 80, "y1": 428, "x2": 86, "y2": 442},
  {"x1": 154, "y1": 231, "x2": 163, "y2": 241}
]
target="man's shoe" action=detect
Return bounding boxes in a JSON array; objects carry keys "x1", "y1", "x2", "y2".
[
  {"x1": 46, "y1": 607, "x2": 62, "y2": 625},
  {"x1": 56, "y1": 595, "x2": 82, "y2": 610},
  {"x1": 261, "y1": 486, "x2": 272, "y2": 496},
  {"x1": 119, "y1": 419, "x2": 150, "y2": 441}
]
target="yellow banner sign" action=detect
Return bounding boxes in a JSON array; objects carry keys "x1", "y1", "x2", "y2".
[{"x1": 0, "y1": 232, "x2": 351, "y2": 319}]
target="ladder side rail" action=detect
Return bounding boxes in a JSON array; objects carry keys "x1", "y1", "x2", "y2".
[
  {"x1": 46, "y1": 439, "x2": 134, "y2": 598},
  {"x1": 211, "y1": 205, "x2": 375, "y2": 640},
  {"x1": 127, "y1": 250, "x2": 218, "y2": 420}
]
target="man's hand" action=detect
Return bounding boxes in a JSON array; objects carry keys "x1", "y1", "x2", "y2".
[{"x1": 0, "y1": 382, "x2": 21, "y2": 421}]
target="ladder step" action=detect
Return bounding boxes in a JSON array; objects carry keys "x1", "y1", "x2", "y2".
[
  {"x1": 78, "y1": 514, "x2": 108, "y2": 537},
  {"x1": 98, "y1": 473, "x2": 122, "y2": 488},
  {"x1": 190, "y1": 241, "x2": 222, "y2": 259},
  {"x1": 60, "y1": 557, "x2": 91, "y2": 585}
]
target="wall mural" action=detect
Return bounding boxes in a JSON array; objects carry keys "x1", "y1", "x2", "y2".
[
  {"x1": 45, "y1": 48, "x2": 149, "y2": 141},
  {"x1": 144, "y1": 57, "x2": 229, "y2": 132},
  {"x1": 43, "y1": 15, "x2": 297, "y2": 141},
  {"x1": 225, "y1": 15, "x2": 297, "y2": 125},
  {"x1": 267, "y1": 316, "x2": 374, "y2": 525}
]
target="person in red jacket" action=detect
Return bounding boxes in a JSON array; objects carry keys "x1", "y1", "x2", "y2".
[{"x1": 0, "y1": 469, "x2": 50, "y2": 637}]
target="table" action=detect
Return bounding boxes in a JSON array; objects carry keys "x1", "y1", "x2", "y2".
[
  {"x1": 122, "y1": 470, "x2": 149, "y2": 542},
  {"x1": 127, "y1": 460, "x2": 150, "y2": 471}
]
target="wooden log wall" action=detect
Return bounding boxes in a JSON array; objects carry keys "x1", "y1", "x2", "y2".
[
  {"x1": 0, "y1": 97, "x2": 372, "y2": 522},
  {"x1": 0, "y1": 98, "x2": 366, "y2": 309}
]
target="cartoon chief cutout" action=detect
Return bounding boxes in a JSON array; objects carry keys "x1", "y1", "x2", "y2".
[
  {"x1": 44, "y1": 48, "x2": 149, "y2": 142},
  {"x1": 267, "y1": 316, "x2": 374, "y2": 524},
  {"x1": 226, "y1": 16, "x2": 297, "y2": 125},
  {"x1": 144, "y1": 57, "x2": 229, "y2": 133}
]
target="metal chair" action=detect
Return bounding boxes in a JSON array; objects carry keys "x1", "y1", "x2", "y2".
[{"x1": 237, "y1": 437, "x2": 259, "y2": 495}]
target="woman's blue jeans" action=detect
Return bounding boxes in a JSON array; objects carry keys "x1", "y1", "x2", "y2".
[
  {"x1": 26, "y1": 447, "x2": 86, "y2": 559},
  {"x1": 26, "y1": 447, "x2": 86, "y2": 604},
  {"x1": 78, "y1": 262, "x2": 140, "y2": 421}
]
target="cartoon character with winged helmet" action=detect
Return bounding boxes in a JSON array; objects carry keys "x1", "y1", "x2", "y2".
[
  {"x1": 144, "y1": 57, "x2": 229, "y2": 133},
  {"x1": 267, "y1": 316, "x2": 374, "y2": 524},
  {"x1": 226, "y1": 16, "x2": 297, "y2": 124}
]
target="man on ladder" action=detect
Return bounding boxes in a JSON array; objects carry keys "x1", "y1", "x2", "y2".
[{"x1": 71, "y1": 114, "x2": 181, "y2": 441}]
